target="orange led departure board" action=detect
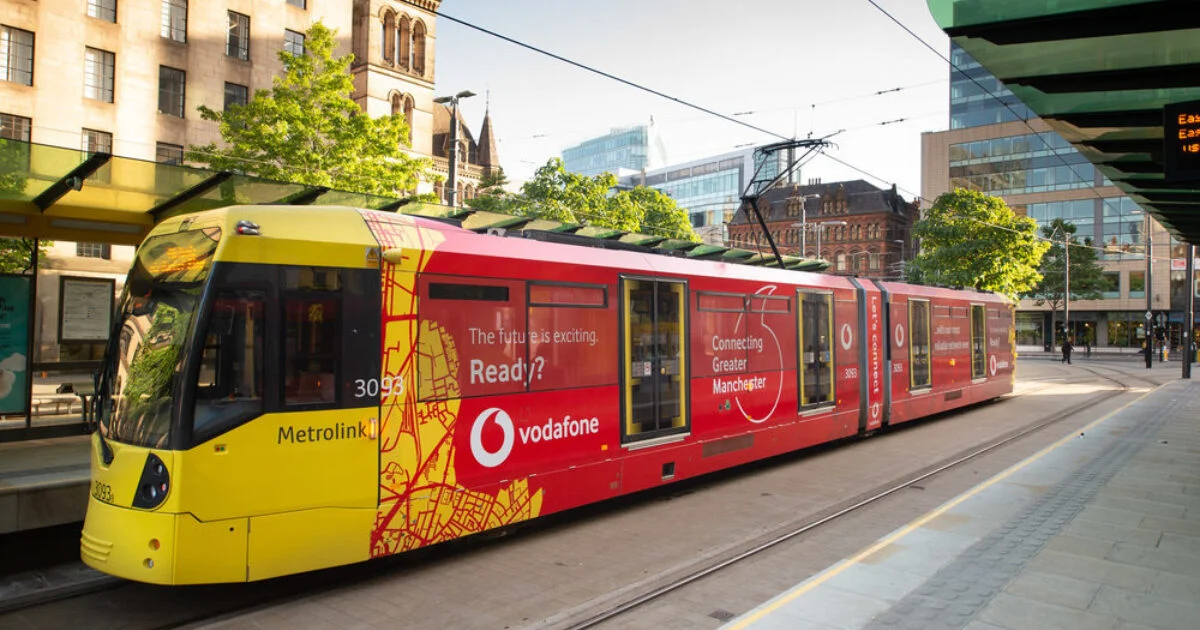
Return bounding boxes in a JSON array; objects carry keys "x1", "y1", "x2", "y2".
[{"x1": 1165, "y1": 99, "x2": 1200, "y2": 182}]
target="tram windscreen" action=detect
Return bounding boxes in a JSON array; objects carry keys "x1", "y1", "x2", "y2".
[{"x1": 97, "y1": 227, "x2": 221, "y2": 448}]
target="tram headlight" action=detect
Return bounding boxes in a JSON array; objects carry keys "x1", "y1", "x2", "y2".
[{"x1": 133, "y1": 453, "x2": 170, "y2": 509}]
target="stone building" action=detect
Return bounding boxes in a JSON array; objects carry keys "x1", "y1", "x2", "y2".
[
  {"x1": 0, "y1": 0, "x2": 498, "y2": 360},
  {"x1": 727, "y1": 180, "x2": 918, "y2": 279}
]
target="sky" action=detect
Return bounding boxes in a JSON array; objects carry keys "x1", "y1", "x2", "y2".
[{"x1": 432, "y1": 0, "x2": 954, "y2": 203}]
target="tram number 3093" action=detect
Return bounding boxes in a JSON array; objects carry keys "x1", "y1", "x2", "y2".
[
  {"x1": 353, "y1": 377, "x2": 404, "y2": 398},
  {"x1": 92, "y1": 480, "x2": 114, "y2": 504}
]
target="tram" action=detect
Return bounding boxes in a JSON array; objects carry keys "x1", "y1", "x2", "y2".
[{"x1": 81, "y1": 205, "x2": 1015, "y2": 584}]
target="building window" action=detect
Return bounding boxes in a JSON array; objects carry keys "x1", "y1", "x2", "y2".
[
  {"x1": 0, "y1": 112, "x2": 31, "y2": 141},
  {"x1": 76, "y1": 242, "x2": 111, "y2": 259},
  {"x1": 412, "y1": 21, "x2": 426, "y2": 75},
  {"x1": 397, "y1": 16, "x2": 411, "y2": 71},
  {"x1": 156, "y1": 142, "x2": 183, "y2": 165},
  {"x1": 158, "y1": 66, "x2": 185, "y2": 117},
  {"x1": 160, "y1": 0, "x2": 187, "y2": 43},
  {"x1": 286, "y1": 0, "x2": 306, "y2": 8},
  {"x1": 1128, "y1": 270, "x2": 1145, "y2": 299},
  {"x1": 82, "y1": 128, "x2": 113, "y2": 182},
  {"x1": 226, "y1": 11, "x2": 249, "y2": 60},
  {"x1": 1100, "y1": 271, "x2": 1120, "y2": 299},
  {"x1": 156, "y1": 142, "x2": 184, "y2": 190},
  {"x1": 84, "y1": 47, "x2": 115, "y2": 103},
  {"x1": 284, "y1": 29, "x2": 305, "y2": 56},
  {"x1": 1, "y1": 25, "x2": 35, "y2": 86},
  {"x1": 224, "y1": 82, "x2": 248, "y2": 110},
  {"x1": 87, "y1": 0, "x2": 117, "y2": 23},
  {"x1": 382, "y1": 11, "x2": 395, "y2": 64},
  {"x1": 81, "y1": 128, "x2": 112, "y2": 154}
]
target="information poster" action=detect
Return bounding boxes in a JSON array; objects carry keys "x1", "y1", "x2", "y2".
[
  {"x1": 0, "y1": 275, "x2": 31, "y2": 415},
  {"x1": 59, "y1": 277, "x2": 114, "y2": 342}
]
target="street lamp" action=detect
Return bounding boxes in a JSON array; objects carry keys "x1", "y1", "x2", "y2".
[
  {"x1": 1047, "y1": 223, "x2": 1071, "y2": 348},
  {"x1": 433, "y1": 90, "x2": 475, "y2": 207},
  {"x1": 1131, "y1": 209, "x2": 1154, "y2": 368},
  {"x1": 893, "y1": 239, "x2": 906, "y2": 279},
  {"x1": 797, "y1": 194, "x2": 820, "y2": 256},
  {"x1": 813, "y1": 220, "x2": 847, "y2": 261}
]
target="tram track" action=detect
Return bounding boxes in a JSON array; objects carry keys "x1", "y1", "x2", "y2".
[
  {"x1": 0, "y1": 366, "x2": 1164, "y2": 629},
  {"x1": 552, "y1": 365, "x2": 1151, "y2": 629}
]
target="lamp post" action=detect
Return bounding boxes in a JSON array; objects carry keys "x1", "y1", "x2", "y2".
[
  {"x1": 433, "y1": 90, "x2": 475, "y2": 207},
  {"x1": 1046, "y1": 223, "x2": 1071, "y2": 349},
  {"x1": 1132, "y1": 209, "x2": 1152, "y2": 368},
  {"x1": 797, "y1": 194, "x2": 820, "y2": 256},
  {"x1": 893, "y1": 239, "x2": 906, "y2": 279},
  {"x1": 814, "y1": 220, "x2": 847, "y2": 261}
]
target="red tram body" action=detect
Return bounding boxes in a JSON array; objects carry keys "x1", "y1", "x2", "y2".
[{"x1": 389, "y1": 212, "x2": 1014, "y2": 517}]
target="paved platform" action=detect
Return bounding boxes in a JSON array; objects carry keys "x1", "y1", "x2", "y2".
[
  {"x1": 0, "y1": 436, "x2": 90, "y2": 535},
  {"x1": 724, "y1": 377, "x2": 1200, "y2": 630}
]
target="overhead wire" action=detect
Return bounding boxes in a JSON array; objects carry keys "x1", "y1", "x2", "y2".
[{"x1": 436, "y1": 11, "x2": 790, "y2": 143}]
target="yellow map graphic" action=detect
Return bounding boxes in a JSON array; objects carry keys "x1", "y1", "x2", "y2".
[{"x1": 363, "y1": 212, "x2": 543, "y2": 557}]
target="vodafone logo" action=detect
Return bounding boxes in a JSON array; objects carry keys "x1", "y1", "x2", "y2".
[
  {"x1": 470, "y1": 407, "x2": 515, "y2": 468},
  {"x1": 895, "y1": 324, "x2": 906, "y2": 348},
  {"x1": 469, "y1": 407, "x2": 602, "y2": 469},
  {"x1": 840, "y1": 324, "x2": 853, "y2": 350},
  {"x1": 989, "y1": 355, "x2": 997, "y2": 377}
]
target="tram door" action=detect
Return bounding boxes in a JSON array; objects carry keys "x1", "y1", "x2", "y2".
[{"x1": 622, "y1": 278, "x2": 688, "y2": 442}]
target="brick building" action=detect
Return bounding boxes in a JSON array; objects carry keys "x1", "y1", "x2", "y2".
[{"x1": 727, "y1": 180, "x2": 918, "y2": 279}]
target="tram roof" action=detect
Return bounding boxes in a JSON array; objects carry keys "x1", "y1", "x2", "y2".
[
  {"x1": 927, "y1": 0, "x2": 1200, "y2": 245},
  {"x1": 0, "y1": 140, "x2": 830, "y2": 271}
]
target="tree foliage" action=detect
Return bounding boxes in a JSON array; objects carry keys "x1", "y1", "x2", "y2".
[
  {"x1": 1026, "y1": 219, "x2": 1106, "y2": 340},
  {"x1": 187, "y1": 22, "x2": 428, "y2": 197},
  {"x1": 466, "y1": 158, "x2": 699, "y2": 241},
  {"x1": 0, "y1": 238, "x2": 49, "y2": 274},
  {"x1": 906, "y1": 189, "x2": 1049, "y2": 302}
]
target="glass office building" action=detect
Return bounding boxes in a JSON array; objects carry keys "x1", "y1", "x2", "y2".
[
  {"x1": 562, "y1": 125, "x2": 667, "y2": 177},
  {"x1": 924, "y1": 43, "x2": 1173, "y2": 351}
]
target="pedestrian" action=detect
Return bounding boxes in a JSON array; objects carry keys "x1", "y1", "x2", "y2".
[
  {"x1": 1061, "y1": 338, "x2": 1073, "y2": 365},
  {"x1": 1085, "y1": 338, "x2": 1091, "y2": 358}
]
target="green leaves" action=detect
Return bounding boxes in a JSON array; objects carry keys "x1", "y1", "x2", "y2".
[
  {"x1": 0, "y1": 237, "x2": 48, "y2": 274},
  {"x1": 187, "y1": 22, "x2": 429, "y2": 197},
  {"x1": 1028, "y1": 218, "x2": 1106, "y2": 311},
  {"x1": 465, "y1": 158, "x2": 700, "y2": 241},
  {"x1": 907, "y1": 189, "x2": 1050, "y2": 301}
]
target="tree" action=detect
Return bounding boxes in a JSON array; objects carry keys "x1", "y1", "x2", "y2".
[
  {"x1": 187, "y1": 22, "x2": 429, "y2": 197},
  {"x1": 1026, "y1": 219, "x2": 1105, "y2": 345},
  {"x1": 906, "y1": 189, "x2": 1049, "y2": 302},
  {"x1": 0, "y1": 238, "x2": 49, "y2": 274},
  {"x1": 481, "y1": 158, "x2": 699, "y2": 241},
  {"x1": 464, "y1": 168, "x2": 519, "y2": 215}
]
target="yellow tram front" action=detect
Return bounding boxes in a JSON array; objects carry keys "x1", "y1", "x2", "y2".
[{"x1": 81, "y1": 208, "x2": 385, "y2": 585}]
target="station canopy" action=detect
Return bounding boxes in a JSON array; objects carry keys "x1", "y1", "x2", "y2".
[
  {"x1": 0, "y1": 140, "x2": 828, "y2": 270},
  {"x1": 927, "y1": 0, "x2": 1200, "y2": 245}
]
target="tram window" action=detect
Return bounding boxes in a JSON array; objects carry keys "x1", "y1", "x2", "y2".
[
  {"x1": 909, "y1": 299, "x2": 932, "y2": 390},
  {"x1": 797, "y1": 290, "x2": 834, "y2": 409},
  {"x1": 971, "y1": 304, "x2": 986, "y2": 379},
  {"x1": 284, "y1": 297, "x2": 340, "y2": 405},
  {"x1": 749, "y1": 295, "x2": 790, "y2": 314},
  {"x1": 284, "y1": 267, "x2": 342, "y2": 291},
  {"x1": 530, "y1": 282, "x2": 606, "y2": 307},
  {"x1": 430, "y1": 283, "x2": 508, "y2": 302},
  {"x1": 419, "y1": 275, "x2": 526, "y2": 400},
  {"x1": 694, "y1": 292, "x2": 750, "y2": 379},
  {"x1": 698, "y1": 292, "x2": 745, "y2": 313},
  {"x1": 193, "y1": 291, "x2": 265, "y2": 439},
  {"x1": 529, "y1": 283, "x2": 614, "y2": 392}
]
